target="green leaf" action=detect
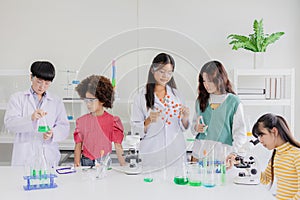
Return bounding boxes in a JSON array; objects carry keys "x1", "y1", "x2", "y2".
[
  {"x1": 227, "y1": 18, "x2": 284, "y2": 52},
  {"x1": 228, "y1": 34, "x2": 249, "y2": 42},
  {"x1": 261, "y1": 32, "x2": 285, "y2": 52},
  {"x1": 253, "y1": 19, "x2": 264, "y2": 51},
  {"x1": 227, "y1": 34, "x2": 257, "y2": 52}
]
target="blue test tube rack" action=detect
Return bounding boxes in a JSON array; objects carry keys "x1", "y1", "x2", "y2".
[{"x1": 23, "y1": 173, "x2": 58, "y2": 191}]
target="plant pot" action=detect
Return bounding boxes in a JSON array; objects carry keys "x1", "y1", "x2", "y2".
[{"x1": 253, "y1": 52, "x2": 264, "y2": 69}]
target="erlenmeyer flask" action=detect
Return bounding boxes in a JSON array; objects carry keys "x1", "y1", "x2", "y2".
[
  {"x1": 173, "y1": 156, "x2": 189, "y2": 185},
  {"x1": 38, "y1": 116, "x2": 50, "y2": 133}
]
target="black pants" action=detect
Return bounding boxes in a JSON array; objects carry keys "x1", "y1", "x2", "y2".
[{"x1": 81, "y1": 155, "x2": 95, "y2": 166}]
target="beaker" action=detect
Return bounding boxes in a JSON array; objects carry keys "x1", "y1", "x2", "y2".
[
  {"x1": 187, "y1": 162, "x2": 202, "y2": 186},
  {"x1": 142, "y1": 160, "x2": 155, "y2": 183},
  {"x1": 94, "y1": 153, "x2": 112, "y2": 179},
  {"x1": 38, "y1": 116, "x2": 50, "y2": 133},
  {"x1": 143, "y1": 168, "x2": 154, "y2": 183},
  {"x1": 203, "y1": 149, "x2": 216, "y2": 188}
]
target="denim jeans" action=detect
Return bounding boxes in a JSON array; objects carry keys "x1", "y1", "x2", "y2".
[{"x1": 81, "y1": 155, "x2": 95, "y2": 166}]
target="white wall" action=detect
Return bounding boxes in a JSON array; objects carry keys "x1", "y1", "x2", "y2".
[{"x1": 0, "y1": 0, "x2": 299, "y2": 138}]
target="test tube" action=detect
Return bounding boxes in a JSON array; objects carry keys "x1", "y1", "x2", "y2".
[
  {"x1": 220, "y1": 146, "x2": 227, "y2": 186},
  {"x1": 199, "y1": 116, "x2": 207, "y2": 135}
]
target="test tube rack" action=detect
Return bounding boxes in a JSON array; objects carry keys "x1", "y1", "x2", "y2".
[{"x1": 23, "y1": 173, "x2": 58, "y2": 191}]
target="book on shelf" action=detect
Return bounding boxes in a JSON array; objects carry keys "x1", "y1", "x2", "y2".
[
  {"x1": 265, "y1": 77, "x2": 282, "y2": 100},
  {"x1": 237, "y1": 88, "x2": 265, "y2": 95},
  {"x1": 265, "y1": 78, "x2": 271, "y2": 99},
  {"x1": 275, "y1": 77, "x2": 282, "y2": 99},
  {"x1": 270, "y1": 78, "x2": 276, "y2": 99}
]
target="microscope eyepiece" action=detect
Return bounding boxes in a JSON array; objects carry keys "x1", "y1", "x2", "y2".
[{"x1": 250, "y1": 139, "x2": 260, "y2": 146}]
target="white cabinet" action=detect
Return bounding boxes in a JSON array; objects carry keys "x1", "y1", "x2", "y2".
[{"x1": 233, "y1": 68, "x2": 295, "y2": 133}]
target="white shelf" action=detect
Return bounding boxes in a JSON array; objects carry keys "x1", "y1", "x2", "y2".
[
  {"x1": 235, "y1": 68, "x2": 294, "y2": 76},
  {"x1": 0, "y1": 69, "x2": 28, "y2": 76},
  {"x1": 233, "y1": 68, "x2": 295, "y2": 133}
]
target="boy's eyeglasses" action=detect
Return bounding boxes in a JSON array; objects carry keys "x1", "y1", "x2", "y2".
[{"x1": 83, "y1": 98, "x2": 98, "y2": 103}]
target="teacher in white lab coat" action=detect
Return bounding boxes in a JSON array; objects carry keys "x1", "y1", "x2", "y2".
[
  {"x1": 131, "y1": 53, "x2": 190, "y2": 176},
  {"x1": 4, "y1": 61, "x2": 70, "y2": 166}
]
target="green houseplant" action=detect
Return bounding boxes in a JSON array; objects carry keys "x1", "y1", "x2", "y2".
[{"x1": 227, "y1": 19, "x2": 285, "y2": 52}]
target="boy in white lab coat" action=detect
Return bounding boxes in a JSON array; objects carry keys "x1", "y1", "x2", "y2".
[{"x1": 4, "y1": 61, "x2": 70, "y2": 166}]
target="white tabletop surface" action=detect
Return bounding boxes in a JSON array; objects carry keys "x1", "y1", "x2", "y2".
[{"x1": 0, "y1": 166, "x2": 275, "y2": 200}]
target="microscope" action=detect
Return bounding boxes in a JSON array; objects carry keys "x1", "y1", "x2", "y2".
[
  {"x1": 125, "y1": 148, "x2": 142, "y2": 168},
  {"x1": 114, "y1": 148, "x2": 143, "y2": 175},
  {"x1": 233, "y1": 138, "x2": 260, "y2": 185}
]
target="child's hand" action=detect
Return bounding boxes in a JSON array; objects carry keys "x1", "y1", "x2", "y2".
[
  {"x1": 31, "y1": 109, "x2": 47, "y2": 121},
  {"x1": 194, "y1": 116, "x2": 208, "y2": 133},
  {"x1": 43, "y1": 130, "x2": 53, "y2": 140},
  {"x1": 226, "y1": 153, "x2": 238, "y2": 170},
  {"x1": 74, "y1": 162, "x2": 80, "y2": 167}
]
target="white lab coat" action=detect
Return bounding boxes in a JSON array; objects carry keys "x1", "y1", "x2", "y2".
[
  {"x1": 4, "y1": 90, "x2": 70, "y2": 166},
  {"x1": 131, "y1": 86, "x2": 189, "y2": 175}
]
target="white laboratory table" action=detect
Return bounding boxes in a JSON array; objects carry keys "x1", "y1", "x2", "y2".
[{"x1": 0, "y1": 166, "x2": 275, "y2": 200}]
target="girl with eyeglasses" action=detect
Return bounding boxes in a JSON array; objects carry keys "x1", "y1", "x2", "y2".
[
  {"x1": 73, "y1": 75, "x2": 126, "y2": 167},
  {"x1": 131, "y1": 53, "x2": 190, "y2": 175}
]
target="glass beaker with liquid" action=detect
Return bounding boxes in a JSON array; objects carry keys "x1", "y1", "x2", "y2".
[
  {"x1": 187, "y1": 162, "x2": 203, "y2": 186},
  {"x1": 202, "y1": 149, "x2": 216, "y2": 188}
]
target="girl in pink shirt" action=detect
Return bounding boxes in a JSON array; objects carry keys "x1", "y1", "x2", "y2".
[{"x1": 73, "y1": 75, "x2": 126, "y2": 166}]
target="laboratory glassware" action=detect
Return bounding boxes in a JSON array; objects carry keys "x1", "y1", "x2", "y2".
[{"x1": 173, "y1": 156, "x2": 189, "y2": 185}]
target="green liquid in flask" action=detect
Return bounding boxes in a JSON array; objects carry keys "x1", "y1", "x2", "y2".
[
  {"x1": 144, "y1": 177, "x2": 153, "y2": 183},
  {"x1": 38, "y1": 126, "x2": 50, "y2": 133},
  {"x1": 173, "y1": 177, "x2": 188, "y2": 185}
]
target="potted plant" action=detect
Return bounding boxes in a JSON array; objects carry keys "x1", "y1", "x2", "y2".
[{"x1": 227, "y1": 19, "x2": 284, "y2": 68}]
